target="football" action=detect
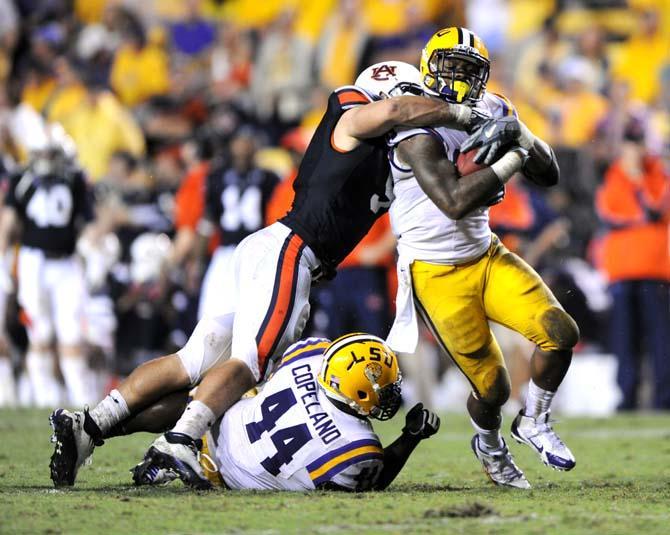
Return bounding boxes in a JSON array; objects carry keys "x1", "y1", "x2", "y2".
[{"x1": 456, "y1": 148, "x2": 488, "y2": 176}]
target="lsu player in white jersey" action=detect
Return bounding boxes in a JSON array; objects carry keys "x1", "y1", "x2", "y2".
[
  {"x1": 113, "y1": 334, "x2": 439, "y2": 491},
  {"x1": 358, "y1": 28, "x2": 580, "y2": 489}
]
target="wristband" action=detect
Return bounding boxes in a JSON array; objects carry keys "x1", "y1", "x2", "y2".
[
  {"x1": 518, "y1": 121, "x2": 535, "y2": 150},
  {"x1": 490, "y1": 151, "x2": 524, "y2": 184}
]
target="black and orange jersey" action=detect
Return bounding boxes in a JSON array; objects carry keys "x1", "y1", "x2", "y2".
[
  {"x1": 280, "y1": 86, "x2": 392, "y2": 277},
  {"x1": 5, "y1": 164, "x2": 93, "y2": 255}
]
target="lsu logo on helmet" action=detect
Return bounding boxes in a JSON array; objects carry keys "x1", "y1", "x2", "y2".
[
  {"x1": 420, "y1": 26, "x2": 490, "y2": 105},
  {"x1": 318, "y1": 333, "x2": 402, "y2": 420}
]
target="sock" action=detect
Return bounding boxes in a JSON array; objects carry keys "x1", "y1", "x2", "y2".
[
  {"x1": 172, "y1": 400, "x2": 216, "y2": 440},
  {"x1": 0, "y1": 358, "x2": 16, "y2": 407},
  {"x1": 524, "y1": 380, "x2": 556, "y2": 419},
  {"x1": 471, "y1": 418, "x2": 504, "y2": 452},
  {"x1": 26, "y1": 350, "x2": 62, "y2": 408},
  {"x1": 90, "y1": 389, "x2": 131, "y2": 435},
  {"x1": 60, "y1": 356, "x2": 94, "y2": 406}
]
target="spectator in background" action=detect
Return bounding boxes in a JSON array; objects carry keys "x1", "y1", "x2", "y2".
[
  {"x1": 170, "y1": 0, "x2": 216, "y2": 58},
  {"x1": 44, "y1": 56, "x2": 87, "y2": 125},
  {"x1": 315, "y1": 0, "x2": 369, "y2": 90},
  {"x1": 61, "y1": 77, "x2": 145, "y2": 181},
  {"x1": 612, "y1": 8, "x2": 669, "y2": 105},
  {"x1": 0, "y1": 0, "x2": 18, "y2": 81},
  {"x1": 552, "y1": 56, "x2": 608, "y2": 148},
  {"x1": 250, "y1": 8, "x2": 313, "y2": 135},
  {"x1": 595, "y1": 117, "x2": 670, "y2": 410},
  {"x1": 109, "y1": 12, "x2": 170, "y2": 108},
  {"x1": 568, "y1": 26, "x2": 610, "y2": 95},
  {"x1": 20, "y1": 59, "x2": 56, "y2": 114},
  {"x1": 210, "y1": 21, "x2": 253, "y2": 102}
]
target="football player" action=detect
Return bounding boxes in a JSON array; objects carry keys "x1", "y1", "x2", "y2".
[
  {"x1": 0, "y1": 122, "x2": 95, "y2": 407},
  {"x1": 381, "y1": 28, "x2": 579, "y2": 489},
  {"x1": 49, "y1": 64, "x2": 485, "y2": 488},
  {"x1": 124, "y1": 335, "x2": 438, "y2": 491}
]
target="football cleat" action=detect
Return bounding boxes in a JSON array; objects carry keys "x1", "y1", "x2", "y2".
[
  {"x1": 132, "y1": 432, "x2": 212, "y2": 490},
  {"x1": 131, "y1": 459, "x2": 179, "y2": 486},
  {"x1": 511, "y1": 410, "x2": 576, "y2": 471},
  {"x1": 471, "y1": 435, "x2": 531, "y2": 489},
  {"x1": 49, "y1": 408, "x2": 103, "y2": 487}
]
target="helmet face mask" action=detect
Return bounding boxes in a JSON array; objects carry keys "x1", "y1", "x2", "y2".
[
  {"x1": 318, "y1": 333, "x2": 402, "y2": 420},
  {"x1": 420, "y1": 27, "x2": 490, "y2": 105}
]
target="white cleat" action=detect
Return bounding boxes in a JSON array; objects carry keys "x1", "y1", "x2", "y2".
[
  {"x1": 49, "y1": 409, "x2": 101, "y2": 486},
  {"x1": 132, "y1": 432, "x2": 212, "y2": 490},
  {"x1": 471, "y1": 435, "x2": 531, "y2": 489},
  {"x1": 511, "y1": 410, "x2": 576, "y2": 471}
]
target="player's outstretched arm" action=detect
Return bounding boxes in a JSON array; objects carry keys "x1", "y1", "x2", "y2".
[
  {"x1": 373, "y1": 403, "x2": 440, "y2": 491},
  {"x1": 461, "y1": 116, "x2": 559, "y2": 187},
  {"x1": 336, "y1": 96, "x2": 482, "y2": 143},
  {"x1": 397, "y1": 134, "x2": 525, "y2": 220},
  {"x1": 315, "y1": 404, "x2": 439, "y2": 493}
]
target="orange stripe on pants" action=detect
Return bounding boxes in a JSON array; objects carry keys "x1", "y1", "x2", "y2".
[{"x1": 256, "y1": 233, "x2": 305, "y2": 372}]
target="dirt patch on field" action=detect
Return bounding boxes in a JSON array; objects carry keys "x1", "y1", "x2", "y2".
[{"x1": 423, "y1": 501, "x2": 497, "y2": 518}]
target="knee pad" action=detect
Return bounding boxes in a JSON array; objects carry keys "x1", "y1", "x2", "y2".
[
  {"x1": 539, "y1": 307, "x2": 580, "y2": 351},
  {"x1": 477, "y1": 365, "x2": 511, "y2": 407},
  {"x1": 177, "y1": 314, "x2": 234, "y2": 385}
]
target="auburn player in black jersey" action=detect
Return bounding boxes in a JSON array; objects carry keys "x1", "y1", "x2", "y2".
[
  {"x1": 49, "y1": 62, "x2": 488, "y2": 488},
  {"x1": 0, "y1": 124, "x2": 95, "y2": 408}
]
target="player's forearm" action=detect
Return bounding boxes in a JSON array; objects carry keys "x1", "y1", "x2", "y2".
[
  {"x1": 517, "y1": 123, "x2": 559, "y2": 187},
  {"x1": 372, "y1": 432, "x2": 422, "y2": 491},
  {"x1": 417, "y1": 165, "x2": 506, "y2": 220},
  {"x1": 392, "y1": 96, "x2": 474, "y2": 130}
]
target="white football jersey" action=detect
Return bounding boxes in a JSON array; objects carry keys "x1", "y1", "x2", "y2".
[
  {"x1": 212, "y1": 338, "x2": 384, "y2": 491},
  {"x1": 388, "y1": 91, "x2": 516, "y2": 264}
]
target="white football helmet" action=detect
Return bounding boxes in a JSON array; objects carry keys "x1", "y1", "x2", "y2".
[{"x1": 354, "y1": 61, "x2": 424, "y2": 100}]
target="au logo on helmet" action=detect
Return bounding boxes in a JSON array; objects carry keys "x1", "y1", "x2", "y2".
[{"x1": 371, "y1": 64, "x2": 397, "y2": 81}]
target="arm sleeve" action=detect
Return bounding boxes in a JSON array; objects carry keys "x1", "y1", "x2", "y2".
[
  {"x1": 327, "y1": 456, "x2": 384, "y2": 492},
  {"x1": 307, "y1": 436, "x2": 383, "y2": 491}
]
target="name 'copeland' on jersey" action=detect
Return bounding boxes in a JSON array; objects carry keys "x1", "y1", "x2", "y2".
[
  {"x1": 387, "y1": 91, "x2": 516, "y2": 264},
  {"x1": 212, "y1": 338, "x2": 384, "y2": 491}
]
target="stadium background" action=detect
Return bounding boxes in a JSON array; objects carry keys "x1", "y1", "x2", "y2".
[{"x1": 0, "y1": 0, "x2": 669, "y2": 414}]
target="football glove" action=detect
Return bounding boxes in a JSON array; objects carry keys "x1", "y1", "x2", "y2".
[
  {"x1": 461, "y1": 116, "x2": 522, "y2": 165},
  {"x1": 402, "y1": 403, "x2": 440, "y2": 439},
  {"x1": 467, "y1": 107, "x2": 493, "y2": 134}
]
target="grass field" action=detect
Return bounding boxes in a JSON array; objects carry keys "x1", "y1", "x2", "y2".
[{"x1": 1, "y1": 409, "x2": 669, "y2": 534}]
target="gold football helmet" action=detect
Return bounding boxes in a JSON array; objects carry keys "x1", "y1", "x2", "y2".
[
  {"x1": 420, "y1": 26, "x2": 490, "y2": 105},
  {"x1": 318, "y1": 333, "x2": 402, "y2": 420}
]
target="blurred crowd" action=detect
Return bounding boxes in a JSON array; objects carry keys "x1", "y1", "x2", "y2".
[{"x1": 0, "y1": 0, "x2": 668, "y2": 411}]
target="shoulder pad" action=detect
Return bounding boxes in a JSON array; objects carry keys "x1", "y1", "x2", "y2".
[
  {"x1": 481, "y1": 91, "x2": 517, "y2": 119},
  {"x1": 333, "y1": 85, "x2": 375, "y2": 109}
]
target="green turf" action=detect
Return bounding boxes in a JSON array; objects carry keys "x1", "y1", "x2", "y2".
[{"x1": 1, "y1": 409, "x2": 669, "y2": 534}]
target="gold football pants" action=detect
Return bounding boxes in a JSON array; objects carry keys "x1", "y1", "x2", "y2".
[{"x1": 410, "y1": 236, "x2": 578, "y2": 401}]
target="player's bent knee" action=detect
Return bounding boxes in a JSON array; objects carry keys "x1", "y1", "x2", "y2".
[
  {"x1": 539, "y1": 307, "x2": 580, "y2": 351},
  {"x1": 477, "y1": 365, "x2": 510, "y2": 407}
]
